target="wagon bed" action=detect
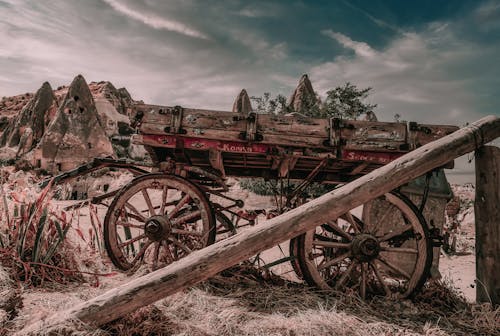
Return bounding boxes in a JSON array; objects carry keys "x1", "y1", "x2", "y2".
[{"x1": 131, "y1": 104, "x2": 458, "y2": 182}]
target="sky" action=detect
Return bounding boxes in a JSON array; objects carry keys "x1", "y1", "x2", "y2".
[{"x1": 1, "y1": 0, "x2": 499, "y2": 182}]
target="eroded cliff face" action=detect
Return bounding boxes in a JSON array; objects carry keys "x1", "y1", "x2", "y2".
[{"x1": 32, "y1": 75, "x2": 114, "y2": 172}]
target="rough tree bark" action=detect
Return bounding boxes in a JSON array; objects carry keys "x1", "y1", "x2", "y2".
[{"x1": 18, "y1": 115, "x2": 500, "y2": 334}]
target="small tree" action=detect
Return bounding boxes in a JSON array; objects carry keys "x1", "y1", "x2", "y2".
[
  {"x1": 322, "y1": 82, "x2": 377, "y2": 120},
  {"x1": 251, "y1": 93, "x2": 288, "y2": 115}
]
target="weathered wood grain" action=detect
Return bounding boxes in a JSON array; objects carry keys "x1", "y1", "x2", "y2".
[
  {"x1": 475, "y1": 145, "x2": 500, "y2": 305},
  {"x1": 18, "y1": 115, "x2": 500, "y2": 334}
]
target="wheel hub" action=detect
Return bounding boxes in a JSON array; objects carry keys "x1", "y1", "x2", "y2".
[
  {"x1": 351, "y1": 234, "x2": 380, "y2": 261},
  {"x1": 144, "y1": 215, "x2": 171, "y2": 241}
]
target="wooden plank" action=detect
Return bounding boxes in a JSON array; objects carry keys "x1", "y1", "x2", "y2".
[
  {"x1": 475, "y1": 145, "x2": 500, "y2": 304},
  {"x1": 19, "y1": 115, "x2": 500, "y2": 333},
  {"x1": 341, "y1": 120, "x2": 407, "y2": 152},
  {"x1": 208, "y1": 148, "x2": 225, "y2": 177},
  {"x1": 349, "y1": 162, "x2": 370, "y2": 175},
  {"x1": 257, "y1": 114, "x2": 329, "y2": 137},
  {"x1": 409, "y1": 123, "x2": 459, "y2": 149}
]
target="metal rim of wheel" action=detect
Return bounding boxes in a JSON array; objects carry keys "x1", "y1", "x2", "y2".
[
  {"x1": 296, "y1": 192, "x2": 432, "y2": 299},
  {"x1": 104, "y1": 173, "x2": 216, "y2": 271}
]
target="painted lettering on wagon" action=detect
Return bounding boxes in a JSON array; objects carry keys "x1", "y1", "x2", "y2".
[
  {"x1": 343, "y1": 150, "x2": 401, "y2": 165},
  {"x1": 221, "y1": 143, "x2": 254, "y2": 152}
]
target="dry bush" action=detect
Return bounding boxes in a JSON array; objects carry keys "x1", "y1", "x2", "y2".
[{"x1": 0, "y1": 181, "x2": 83, "y2": 286}]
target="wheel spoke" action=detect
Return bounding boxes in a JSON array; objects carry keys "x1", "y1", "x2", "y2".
[
  {"x1": 380, "y1": 246, "x2": 418, "y2": 254},
  {"x1": 371, "y1": 202, "x2": 396, "y2": 236},
  {"x1": 325, "y1": 220, "x2": 353, "y2": 241},
  {"x1": 159, "y1": 186, "x2": 168, "y2": 215},
  {"x1": 360, "y1": 263, "x2": 367, "y2": 300},
  {"x1": 125, "y1": 202, "x2": 146, "y2": 222},
  {"x1": 312, "y1": 240, "x2": 351, "y2": 249},
  {"x1": 168, "y1": 194, "x2": 192, "y2": 219},
  {"x1": 130, "y1": 240, "x2": 153, "y2": 265},
  {"x1": 152, "y1": 242, "x2": 161, "y2": 271},
  {"x1": 335, "y1": 260, "x2": 357, "y2": 290},
  {"x1": 169, "y1": 237, "x2": 192, "y2": 254},
  {"x1": 116, "y1": 221, "x2": 144, "y2": 229},
  {"x1": 161, "y1": 240, "x2": 176, "y2": 262},
  {"x1": 370, "y1": 261, "x2": 391, "y2": 296},
  {"x1": 361, "y1": 201, "x2": 373, "y2": 233},
  {"x1": 376, "y1": 255, "x2": 411, "y2": 280},
  {"x1": 142, "y1": 189, "x2": 156, "y2": 216},
  {"x1": 317, "y1": 251, "x2": 351, "y2": 271},
  {"x1": 118, "y1": 233, "x2": 147, "y2": 248},
  {"x1": 172, "y1": 210, "x2": 201, "y2": 226},
  {"x1": 341, "y1": 211, "x2": 361, "y2": 233},
  {"x1": 380, "y1": 224, "x2": 413, "y2": 242}
]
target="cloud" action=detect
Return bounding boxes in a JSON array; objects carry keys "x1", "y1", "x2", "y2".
[
  {"x1": 474, "y1": 0, "x2": 500, "y2": 27},
  {"x1": 311, "y1": 27, "x2": 487, "y2": 126},
  {"x1": 322, "y1": 30, "x2": 376, "y2": 58},
  {"x1": 340, "y1": 0, "x2": 406, "y2": 35},
  {"x1": 102, "y1": 0, "x2": 209, "y2": 39},
  {"x1": 237, "y1": 3, "x2": 282, "y2": 18}
]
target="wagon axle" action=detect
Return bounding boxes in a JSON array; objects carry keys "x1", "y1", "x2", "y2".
[
  {"x1": 351, "y1": 234, "x2": 380, "y2": 262},
  {"x1": 144, "y1": 215, "x2": 172, "y2": 241}
]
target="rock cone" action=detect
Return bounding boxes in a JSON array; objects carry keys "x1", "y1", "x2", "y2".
[
  {"x1": 287, "y1": 74, "x2": 317, "y2": 114},
  {"x1": 0, "y1": 82, "x2": 57, "y2": 156},
  {"x1": 232, "y1": 89, "x2": 253, "y2": 114},
  {"x1": 34, "y1": 75, "x2": 114, "y2": 172}
]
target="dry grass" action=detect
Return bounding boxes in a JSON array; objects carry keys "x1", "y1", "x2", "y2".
[
  {"x1": 5, "y1": 264, "x2": 499, "y2": 335},
  {"x1": 97, "y1": 265, "x2": 499, "y2": 336}
]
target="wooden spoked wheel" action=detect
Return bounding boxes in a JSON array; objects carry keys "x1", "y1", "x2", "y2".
[
  {"x1": 296, "y1": 192, "x2": 432, "y2": 299},
  {"x1": 104, "y1": 173, "x2": 216, "y2": 271}
]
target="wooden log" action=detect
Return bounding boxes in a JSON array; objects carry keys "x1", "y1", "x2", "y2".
[
  {"x1": 475, "y1": 145, "x2": 500, "y2": 305},
  {"x1": 19, "y1": 116, "x2": 500, "y2": 333}
]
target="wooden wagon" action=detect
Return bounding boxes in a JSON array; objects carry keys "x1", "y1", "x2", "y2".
[{"x1": 49, "y1": 103, "x2": 459, "y2": 299}]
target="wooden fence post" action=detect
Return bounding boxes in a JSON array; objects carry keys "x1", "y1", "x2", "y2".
[{"x1": 475, "y1": 145, "x2": 500, "y2": 305}]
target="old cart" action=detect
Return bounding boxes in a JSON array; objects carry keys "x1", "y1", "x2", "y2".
[{"x1": 49, "y1": 104, "x2": 458, "y2": 299}]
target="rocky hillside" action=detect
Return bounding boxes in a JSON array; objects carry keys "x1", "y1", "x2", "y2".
[{"x1": 0, "y1": 75, "x2": 144, "y2": 173}]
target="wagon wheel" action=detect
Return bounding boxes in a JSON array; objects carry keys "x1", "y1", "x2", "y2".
[
  {"x1": 296, "y1": 192, "x2": 432, "y2": 299},
  {"x1": 214, "y1": 210, "x2": 237, "y2": 240},
  {"x1": 104, "y1": 173, "x2": 216, "y2": 271},
  {"x1": 289, "y1": 237, "x2": 303, "y2": 279}
]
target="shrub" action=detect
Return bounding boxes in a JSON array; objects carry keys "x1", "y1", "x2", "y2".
[
  {"x1": 239, "y1": 178, "x2": 335, "y2": 203},
  {"x1": 0, "y1": 181, "x2": 81, "y2": 286}
]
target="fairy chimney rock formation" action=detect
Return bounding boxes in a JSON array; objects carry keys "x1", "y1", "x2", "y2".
[
  {"x1": 287, "y1": 74, "x2": 317, "y2": 113},
  {"x1": 232, "y1": 89, "x2": 253, "y2": 114},
  {"x1": 0, "y1": 81, "x2": 57, "y2": 156},
  {"x1": 34, "y1": 75, "x2": 114, "y2": 172},
  {"x1": 90, "y1": 81, "x2": 134, "y2": 115}
]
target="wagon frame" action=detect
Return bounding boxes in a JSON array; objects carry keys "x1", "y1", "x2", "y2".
[{"x1": 44, "y1": 103, "x2": 460, "y2": 300}]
